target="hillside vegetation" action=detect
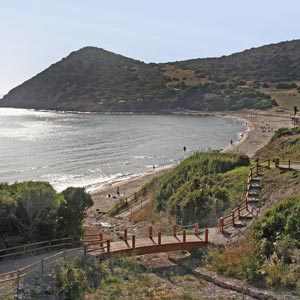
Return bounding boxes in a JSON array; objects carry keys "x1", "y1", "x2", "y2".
[
  {"x1": 0, "y1": 182, "x2": 93, "y2": 247},
  {"x1": 140, "y1": 152, "x2": 250, "y2": 226},
  {"x1": 2, "y1": 40, "x2": 300, "y2": 112},
  {"x1": 175, "y1": 40, "x2": 300, "y2": 82},
  {"x1": 206, "y1": 129, "x2": 300, "y2": 290},
  {"x1": 256, "y1": 127, "x2": 300, "y2": 160}
]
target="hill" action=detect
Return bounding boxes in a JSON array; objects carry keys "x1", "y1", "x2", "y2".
[
  {"x1": 0, "y1": 47, "x2": 171, "y2": 112},
  {"x1": 1, "y1": 40, "x2": 300, "y2": 112},
  {"x1": 174, "y1": 40, "x2": 300, "y2": 82}
]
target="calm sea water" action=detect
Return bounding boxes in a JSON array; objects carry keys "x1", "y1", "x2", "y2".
[{"x1": 0, "y1": 108, "x2": 246, "y2": 192}]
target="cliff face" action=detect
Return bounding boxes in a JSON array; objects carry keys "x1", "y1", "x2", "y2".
[{"x1": 1, "y1": 40, "x2": 300, "y2": 112}]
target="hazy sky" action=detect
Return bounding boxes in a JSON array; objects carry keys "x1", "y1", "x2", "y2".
[{"x1": 1, "y1": 0, "x2": 299, "y2": 95}]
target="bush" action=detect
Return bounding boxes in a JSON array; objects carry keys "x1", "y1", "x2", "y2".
[
  {"x1": 276, "y1": 82, "x2": 297, "y2": 89},
  {"x1": 151, "y1": 152, "x2": 250, "y2": 225},
  {"x1": 0, "y1": 182, "x2": 93, "y2": 244}
]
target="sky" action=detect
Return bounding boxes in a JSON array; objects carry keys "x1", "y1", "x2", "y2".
[{"x1": 0, "y1": 0, "x2": 300, "y2": 95}]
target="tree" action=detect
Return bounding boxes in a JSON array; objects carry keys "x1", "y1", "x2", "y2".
[
  {"x1": 13, "y1": 182, "x2": 59, "y2": 241},
  {"x1": 0, "y1": 188, "x2": 16, "y2": 247},
  {"x1": 57, "y1": 187, "x2": 93, "y2": 239}
]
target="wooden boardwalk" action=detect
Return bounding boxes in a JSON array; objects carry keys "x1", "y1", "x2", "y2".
[{"x1": 86, "y1": 228, "x2": 209, "y2": 257}]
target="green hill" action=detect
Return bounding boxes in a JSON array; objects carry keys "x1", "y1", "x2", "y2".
[
  {"x1": 174, "y1": 40, "x2": 300, "y2": 82},
  {"x1": 1, "y1": 40, "x2": 300, "y2": 112},
  {"x1": 0, "y1": 47, "x2": 170, "y2": 112}
]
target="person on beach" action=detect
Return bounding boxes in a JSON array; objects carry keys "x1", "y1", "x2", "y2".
[
  {"x1": 183, "y1": 146, "x2": 186, "y2": 152},
  {"x1": 117, "y1": 186, "x2": 120, "y2": 196},
  {"x1": 230, "y1": 140, "x2": 233, "y2": 146}
]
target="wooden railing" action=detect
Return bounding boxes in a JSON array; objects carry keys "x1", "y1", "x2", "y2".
[
  {"x1": 0, "y1": 247, "x2": 84, "y2": 299},
  {"x1": 0, "y1": 237, "x2": 75, "y2": 260},
  {"x1": 112, "y1": 189, "x2": 144, "y2": 215},
  {"x1": 218, "y1": 197, "x2": 249, "y2": 233},
  {"x1": 84, "y1": 223, "x2": 207, "y2": 256},
  {"x1": 276, "y1": 159, "x2": 300, "y2": 169},
  {"x1": 0, "y1": 223, "x2": 208, "y2": 295},
  {"x1": 218, "y1": 159, "x2": 270, "y2": 233},
  {"x1": 0, "y1": 233, "x2": 106, "y2": 261}
]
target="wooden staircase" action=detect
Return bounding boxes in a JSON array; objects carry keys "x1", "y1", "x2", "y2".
[{"x1": 218, "y1": 159, "x2": 270, "y2": 233}]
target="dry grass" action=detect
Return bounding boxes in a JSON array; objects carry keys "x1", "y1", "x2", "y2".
[
  {"x1": 129, "y1": 196, "x2": 176, "y2": 235},
  {"x1": 163, "y1": 65, "x2": 213, "y2": 87},
  {"x1": 262, "y1": 88, "x2": 300, "y2": 110}
]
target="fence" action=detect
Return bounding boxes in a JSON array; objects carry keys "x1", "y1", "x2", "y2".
[
  {"x1": 218, "y1": 159, "x2": 270, "y2": 233},
  {"x1": 84, "y1": 223, "x2": 209, "y2": 257},
  {"x1": 0, "y1": 237, "x2": 74, "y2": 260},
  {"x1": 0, "y1": 247, "x2": 84, "y2": 299},
  {"x1": 277, "y1": 159, "x2": 300, "y2": 169},
  {"x1": 112, "y1": 189, "x2": 144, "y2": 215}
]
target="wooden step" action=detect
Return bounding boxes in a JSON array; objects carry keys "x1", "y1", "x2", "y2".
[
  {"x1": 233, "y1": 221, "x2": 245, "y2": 228},
  {"x1": 251, "y1": 177, "x2": 262, "y2": 182},
  {"x1": 247, "y1": 199, "x2": 259, "y2": 205},
  {"x1": 249, "y1": 184, "x2": 261, "y2": 189},
  {"x1": 248, "y1": 192, "x2": 260, "y2": 197},
  {"x1": 239, "y1": 215, "x2": 253, "y2": 220}
]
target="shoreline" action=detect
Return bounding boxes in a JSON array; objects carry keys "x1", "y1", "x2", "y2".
[
  {"x1": 88, "y1": 109, "x2": 293, "y2": 215},
  {"x1": 89, "y1": 167, "x2": 173, "y2": 213}
]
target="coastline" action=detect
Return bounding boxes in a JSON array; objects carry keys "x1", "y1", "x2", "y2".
[
  {"x1": 89, "y1": 167, "x2": 172, "y2": 213},
  {"x1": 88, "y1": 109, "x2": 294, "y2": 215},
  {"x1": 221, "y1": 110, "x2": 292, "y2": 157}
]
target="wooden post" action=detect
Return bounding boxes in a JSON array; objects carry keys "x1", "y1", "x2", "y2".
[
  {"x1": 173, "y1": 224, "x2": 177, "y2": 237},
  {"x1": 158, "y1": 232, "x2": 161, "y2": 246},
  {"x1": 84, "y1": 245, "x2": 87, "y2": 257},
  {"x1": 149, "y1": 226, "x2": 153, "y2": 238},
  {"x1": 16, "y1": 269, "x2": 20, "y2": 300},
  {"x1": 107, "y1": 240, "x2": 110, "y2": 253},
  {"x1": 100, "y1": 233, "x2": 103, "y2": 248},
  {"x1": 183, "y1": 229, "x2": 186, "y2": 243},
  {"x1": 124, "y1": 229, "x2": 128, "y2": 240},
  {"x1": 71, "y1": 236, "x2": 74, "y2": 248},
  {"x1": 289, "y1": 159, "x2": 291, "y2": 169},
  {"x1": 132, "y1": 235, "x2": 135, "y2": 249},
  {"x1": 205, "y1": 229, "x2": 209, "y2": 243},
  {"x1": 41, "y1": 258, "x2": 44, "y2": 275},
  {"x1": 268, "y1": 158, "x2": 270, "y2": 168},
  {"x1": 219, "y1": 217, "x2": 224, "y2": 233},
  {"x1": 48, "y1": 240, "x2": 51, "y2": 252},
  {"x1": 194, "y1": 223, "x2": 199, "y2": 235},
  {"x1": 23, "y1": 244, "x2": 26, "y2": 255},
  {"x1": 256, "y1": 162, "x2": 259, "y2": 176},
  {"x1": 237, "y1": 204, "x2": 240, "y2": 218},
  {"x1": 63, "y1": 250, "x2": 66, "y2": 261},
  {"x1": 232, "y1": 211, "x2": 235, "y2": 227}
]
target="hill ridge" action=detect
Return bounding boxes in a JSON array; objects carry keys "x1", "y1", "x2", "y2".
[{"x1": 1, "y1": 39, "x2": 300, "y2": 112}]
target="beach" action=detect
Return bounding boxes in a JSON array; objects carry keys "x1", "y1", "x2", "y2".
[
  {"x1": 88, "y1": 168, "x2": 171, "y2": 214},
  {"x1": 222, "y1": 110, "x2": 293, "y2": 157},
  {"x1": 88, "y1": 109, "x2": 294, "y2": 215}
]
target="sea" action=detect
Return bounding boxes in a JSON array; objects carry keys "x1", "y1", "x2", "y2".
[{"x1": 0, "y1": 108, "x2": 246, "y2": 192}]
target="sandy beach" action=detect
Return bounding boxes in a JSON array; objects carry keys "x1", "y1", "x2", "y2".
[
  {"x1": 221, "y1": 110, "x2": 293, "y2": 157},
  {"x1": 88, "y1": 109, "x2": 294, "y2": 215},
  {"x1": 88, "y1": 168, "x2": 171, "y2": 215}
]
